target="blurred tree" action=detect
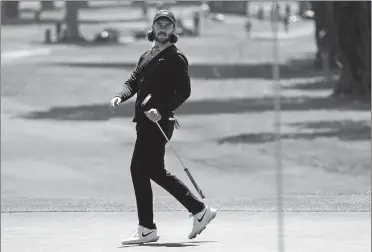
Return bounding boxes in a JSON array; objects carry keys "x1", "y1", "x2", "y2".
[
  {"x1": 298, "y1": 1, "x2": 311, "y2": 17},
  {"x1": 311, "y1": 1, "x2": 338, "y2": 69},
  {"x1": 63, "y1": 1, "x2": 86, "y2": 43},
  {"x1": 257, "y1": 6, "x2": 264, "y2": 20},
  {"x1": 333, "y1": 1, "x2": 371, "y2": 98},
  {"x1": 312, "y1": 1, "x2": 371, "y2": 98},
  {"x1": 285, "y1": 3, "x2": 291, "y2": 17},
  {"x1": 245, "y1": 1, "x2": 250, "y2": 17},
  {"x1": 79, "y1": 1, "x2": 89, "y2": 8},
  {"x1": 41, "y1": 1, "x2": 54, "y2": 10},
  {"x1": 208, "y1": 1, "x2": 248, "y2": 16},
  {"x1": 1, "y1": 1, "x2": 19, "y2": 21},
  {"x1": 134, "y1": 0, "x2": 149, "y2": 23}
]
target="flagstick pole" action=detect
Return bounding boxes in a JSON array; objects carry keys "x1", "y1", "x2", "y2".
[{"x1": 271, "y1": 2, "x2": 284, "y2": 252}]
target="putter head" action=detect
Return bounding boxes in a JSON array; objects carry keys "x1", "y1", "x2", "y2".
[{"x1": 141, "y1": 94, "x2": 152, "y2": 109}]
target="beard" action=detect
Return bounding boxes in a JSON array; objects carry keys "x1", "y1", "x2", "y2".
[{"x1": 154, "y1": 32, "x2": 171, "y2": 44}]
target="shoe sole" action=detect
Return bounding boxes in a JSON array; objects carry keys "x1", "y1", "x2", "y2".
[
  {"x1": 122, "y1": 236, "x2": 159, "y2": 245},
  {"x1": 188, "y1": 211, "x2": 217, "y2": 239}
]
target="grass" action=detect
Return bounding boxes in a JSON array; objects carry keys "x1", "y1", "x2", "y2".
[{"x1": 1, "y1": 7, "x2": 370, "y2": 213}]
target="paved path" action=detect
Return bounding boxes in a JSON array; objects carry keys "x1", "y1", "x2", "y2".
[{"x1": 1, "y1": 212, "x2": 370, "y2": 252}]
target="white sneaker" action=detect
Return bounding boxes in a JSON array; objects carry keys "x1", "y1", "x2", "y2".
[
  {"x1": 121, "y1": 225, "x2": 159, "y2": 245},
  {"x1": 188, "y1": 205, "x2": 217, "y2": 239}
]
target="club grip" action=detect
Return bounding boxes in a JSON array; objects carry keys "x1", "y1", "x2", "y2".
[{"x1": 184, "y1": 168, "x2": 205, "y2": 199}]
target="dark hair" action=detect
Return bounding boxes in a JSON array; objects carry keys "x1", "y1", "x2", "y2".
[{"x1": 147, "y1": 30, "x2": 178, "y2": 43}]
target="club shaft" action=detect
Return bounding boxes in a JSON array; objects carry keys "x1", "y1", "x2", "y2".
[
  {"x1": 183, "y1": 167, "x2": 205, "y2": 199},
  {"x1": 155, "y1": 122, "x2": 186, "y2": 168},
  {"x1": 155, "y1": 121, "x2": 205, "y2": 199}
]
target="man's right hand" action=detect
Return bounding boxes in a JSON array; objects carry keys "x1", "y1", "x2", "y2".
[{"x1": 109, "y1": 97, "x2": 122, "y2": 113}]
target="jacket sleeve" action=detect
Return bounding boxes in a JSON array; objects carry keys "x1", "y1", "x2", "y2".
[
  {"x1": 115, "y1": 53, "x2": 146, "y2": 102},
  {"x1": 157, "y1": 53, "x2": 191, "y2": 113}
]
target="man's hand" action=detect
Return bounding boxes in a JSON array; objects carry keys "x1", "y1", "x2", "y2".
[
  {"x1": 109, "y1": 97, "x2": 122, "y2": 113},
  {"x1": 145, "y1": 108, "x2": 162, "y2": 122}
]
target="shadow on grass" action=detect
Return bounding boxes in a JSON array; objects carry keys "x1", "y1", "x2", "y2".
[
  {"x1": 119, "y1": 240, "x2": 217, "y2": 248},
  {"x1": 284, "y1": 78, "x2": 336, "y2": 91},
  {"x1": 52, "y1": 58, "x2": 324, "y2": 80},
  {"x1": 18, "y1": 96, "x2": 371, "y2": 121},
  {"x1": 218, "y1": 120, "x2": 371, "y2": 144},
  {"x1": 120, "y1": 243, "x2": 197, "y2": 248}
]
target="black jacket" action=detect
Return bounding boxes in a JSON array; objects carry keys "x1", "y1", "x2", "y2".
[{"x1": 116, "y1": 44, "x2": 191, "y2": 123}]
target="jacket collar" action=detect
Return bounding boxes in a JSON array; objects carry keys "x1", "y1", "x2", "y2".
[
  {"x1": 151, "y1": 41, "x2": 173, "y2": 54},
  {"x1": 146, "y1": 44, "x2": 176, "y2": 64}
]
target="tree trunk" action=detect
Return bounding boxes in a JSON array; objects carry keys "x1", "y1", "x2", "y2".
[
  {"x1": 208, "y1": 1, "x2": 248, "y2": 16},
  {"x1": 63, "y1": 1, "x2": 85, "y2": 43},
  {"x1": 311, "y1": 1, "x2": 338, "y2": 69},
  {"x1": 312, "y1": 1, "x2": 371, "y2": 98},
  {"x1": 79, "y1": 1, "x2": 89, "y2": 8},
  {"x1": 1, "y1": 1, "x2": 19, "y2": 21},
  {"x1": 41, "y1": 1, "x2": 54, "y2": 10},
  {"x1": 332, "y1": 2, "x2": 371, "y2": 98},
  {"x1": 298, "y1": 1, "x2": 311, "y2": 16}
]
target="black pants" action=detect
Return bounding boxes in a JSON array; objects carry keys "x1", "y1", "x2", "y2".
[{"x1": 130, "y1": 119, "x2": 205, "y2": 229}]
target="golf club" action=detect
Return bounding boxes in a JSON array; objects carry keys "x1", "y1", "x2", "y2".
[{"x1": 141, "y1": 94, "x2": 206, "y2": 199}]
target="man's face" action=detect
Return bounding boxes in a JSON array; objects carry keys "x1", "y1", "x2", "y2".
[{"x1": 153, "y1": 18, "x2": 175, "y2": 44}]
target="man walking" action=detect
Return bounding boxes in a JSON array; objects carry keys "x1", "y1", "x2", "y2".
[{"x1": 110, "y1": 10, "x2": 217, "y2": 245}]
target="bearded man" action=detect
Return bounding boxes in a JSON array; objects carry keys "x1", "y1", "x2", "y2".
[{"x1": 109, "y1": 10, "x2": 217, "y2": 245}]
